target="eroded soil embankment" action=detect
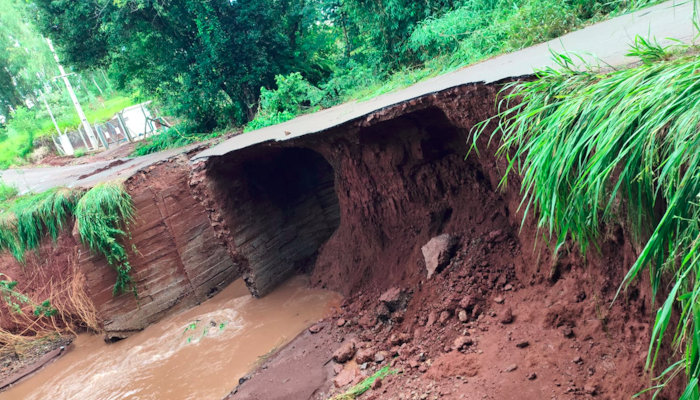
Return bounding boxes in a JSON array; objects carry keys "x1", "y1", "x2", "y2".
[{"x1": 198, "y1": 82, "x2": 682, "y2": 399}]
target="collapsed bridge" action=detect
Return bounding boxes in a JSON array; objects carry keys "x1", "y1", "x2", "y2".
[{"x1": 1, "y1": 1, "x2": 695, "y2": 342}]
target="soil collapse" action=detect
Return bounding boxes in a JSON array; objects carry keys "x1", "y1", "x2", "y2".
[{"x1": 1, "y1": 81, "x2": 683, "y2": 399}]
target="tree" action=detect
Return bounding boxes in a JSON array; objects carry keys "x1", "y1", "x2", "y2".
[{"x1": 32, "y1": 0, "x2": 335, "y2": 129}]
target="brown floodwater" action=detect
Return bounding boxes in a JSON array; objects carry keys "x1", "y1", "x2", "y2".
[{"x1": 1, "y1": 275, "x2": 342, "y2": 400}]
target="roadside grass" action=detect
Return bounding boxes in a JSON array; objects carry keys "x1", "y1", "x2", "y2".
[
  {"x1": 472, "y1": 39, "x2": 700, "y2": 399},
  {"x1": 131, "y1": 127, "x2": 226, "y2": 157}
]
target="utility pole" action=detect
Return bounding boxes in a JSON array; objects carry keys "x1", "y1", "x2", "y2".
[{"x1": 46, "y1": 38, "x2": 98, "y2": 149}]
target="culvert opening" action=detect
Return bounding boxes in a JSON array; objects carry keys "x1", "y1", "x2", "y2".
[{"x1": 215, "y1": 147, "x2": 340, "y2": 298}]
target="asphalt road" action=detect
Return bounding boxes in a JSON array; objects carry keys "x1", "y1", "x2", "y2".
[{"x1": 3, "y1": 0, "x2": 696, "y2": 193}]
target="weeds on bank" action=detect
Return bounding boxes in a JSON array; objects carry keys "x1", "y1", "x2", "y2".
[
  {"x1": 0, "y1": 182, "x2": 136, "y2": 296},
  {"x1": 76, "y1": 182, "x2": 136, "y2": 296},
  {"x1": 472, "y1": 38, "x2": 700, "y2": 398},
  {"x1": 0, "y1": 258, "x2": 101, "y2": 354},
  {"x1": 332, "y1": 366, "x2": 398, "y2": 400}
]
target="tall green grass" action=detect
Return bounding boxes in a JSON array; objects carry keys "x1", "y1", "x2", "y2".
[
  {"x1": 473, "y1": 40, "x2": 700, "y2": 398},
  {"x1": 0, "y1": 183, "x2": 136, "y2": 296},
  {"x1": 0, "y1": 187, "x2": 82, "y2": 262},
  {"x1": 75, "y1": 182, "x2": 136, "y2": 296}
]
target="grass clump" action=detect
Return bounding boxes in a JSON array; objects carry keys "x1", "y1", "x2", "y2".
[
  {"x1": 131, "y1": 127, "x2": 224, "y2": 157},
  {"x1": 0, "y1": 182, "x2": 137, "y2": 296},
  {"x1": 332, "y1": 366, "x2": 397, "y2": 400},
  {"x1": 75, "y1": 182, "x2": 136, "y2": 296},
  {"x1": 473, "y1": 40, "x2": 700, "y2": 398},
  {"x1": 0, "y1": 187, "x2": 82, "y2": 262}
]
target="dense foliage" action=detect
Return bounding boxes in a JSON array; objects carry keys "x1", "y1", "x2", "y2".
[
  {"x1": 30, "y1": 0, "x2": 657, "y2": 133},
  {"x1": 473, "y1": 41, "x2": 700, "y2": 399}
]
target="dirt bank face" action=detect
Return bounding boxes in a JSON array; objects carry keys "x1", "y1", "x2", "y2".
[
  {"x1": 79, "y1": 155, "x2": 239, "y2": 340},
  {"x1": 199, "y1": 82, "x2": 681, "y2": 399}
]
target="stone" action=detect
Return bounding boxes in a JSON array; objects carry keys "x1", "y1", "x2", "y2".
[
  {"x1": 516, "y1": 341, "x2": 529, "y2": 349},
  {"x1": 453, "y1": 336, "x2": 473, "y2": 351},
  {"x1": 337, "y1": 318, "x2": 347, "y2": 327},
  {"x1": 356, "y1": 349, "x2": 374, "y2": 364},
  {"x1": 457, "y1": 308, "x2": 468, "y2": 322},
  {"x1": 527, "y1": 372, "x2": 537, "y2": 380},
  {"x1": 494, "y1": 296, "x2": 504, "y2": 304},
  {"x1": 573, "y1": 356, "x2": 583, "y2": 364},
  {"x1": 333, "y1": 341, "x2": 356, "y2": 363},
  {"x1": 309, "y1": 324, "x2": 324, "y2": 334},
  {"x1": 427, "y1": 311, "x2": 438, "y2": 327},
  {"x1": 562, "y1": 326, "x2": 574, "y2": 338},
  {"x1": 584, "y1": 384, "x2": 597, "y2": 395},
  {"x1": 504, "y1": 364, "x2": 518, "y2": 373},
  {"x1": 334, "y1": 368, "x2": 357, "y2": 387},
  {"x1": 439, "y1": 310, "x2": 451, "y2": 324},
  {"x1": 421, "y1": 234, "x2": 457, "y2": 279},
  {"x1": 359, "y1": 314, "x2": 376, "y2": 327},
  {"x1": 376, "y1": 303, "x2": 392, "y2": 321},
  {"x1": 504, "y1": 283, "x2": 513, "y2": 291},
  {"x1": 374, "y1": 351, "x2": 388, "y2": 363},
  {"x1": 500, "y1": 307, "x2": 513, "y2": 324},
  {"x1": 379, "y1": 287, "x2": 410, "y2": 312}
]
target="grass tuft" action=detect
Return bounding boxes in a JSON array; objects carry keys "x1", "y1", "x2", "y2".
[
  {"x1": 0, "y1": 187, "x2": 82, "y2": 262},
  {"x1": 75, "y1": 182, "x2": 136, "y2": 296},
  {"x1": 472, "y1": 39, "x2": 700, "y2": 398}
]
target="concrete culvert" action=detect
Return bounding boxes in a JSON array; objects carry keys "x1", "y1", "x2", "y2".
[{"x1": 202, "y1": 147, "x2": 341, "y2": 298}]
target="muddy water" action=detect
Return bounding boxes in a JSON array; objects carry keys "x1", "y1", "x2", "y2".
[{"x1": 2, "y1": 276, "x2": 341, "y2": 400}]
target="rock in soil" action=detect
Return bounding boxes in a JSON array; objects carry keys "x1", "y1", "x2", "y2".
[
  {"x1": 355, "y1": 349, "x2": 374, "y2": 364},
  {"x1": 333, "y1": 341, "x2": 356, "y2": 363},
  {"x1": 379, "y1": 287, "x2": 410, "y2": 312},
  {"x1": 453, "y1": 336, "x2": 473, "y2": 351},
  {"x1": 500, "y1": 307, "x2": 513, "y2": 324},
  {"x1": 308, "y1": 324, "x2": 324, "y2": 334},
  {"x1": 504, "y1": 364, "x2": 518, "y2": 373},
  {"x1": 421, "y1": 234, "x2": 457, "y2": 279}
]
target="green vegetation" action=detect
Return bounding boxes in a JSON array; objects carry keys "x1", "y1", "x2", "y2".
[
  {"x1": 73, "y1": 148, "x2": 86, "y2": 158},
  {"x1": 131, "y1": 128, "x2": 224, "y2": 157},
  {"x1": 333, "y1": 366, "x2": 398, "y2": 400},
  {"x1": 0, "y1": 95, "x2": 134, "y2": 169},
  {"x1": 473, "y1": 40, "x2": 700, "y2": 399},
  {"x1": 0, "y1": 183, "x2": 136, "y2": 296},
  {"x1": 0, "y1": 274, "x2": 57, "y2": 317},
  {"x1": 0, "y1": 179, "x2": 18, "y2": 202},
  {"x1": 245, "y1": 0, "x2": 662, "y2": 131},
  {"x1": 76, "y1": 182, "x2": 136, "y2": 296},
  {"x1": 31, "y1": 0, "x2": 661, "y2": 136},
  {"x1": 0, "y1": 187, "x2": 82, "y2": 262}
]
